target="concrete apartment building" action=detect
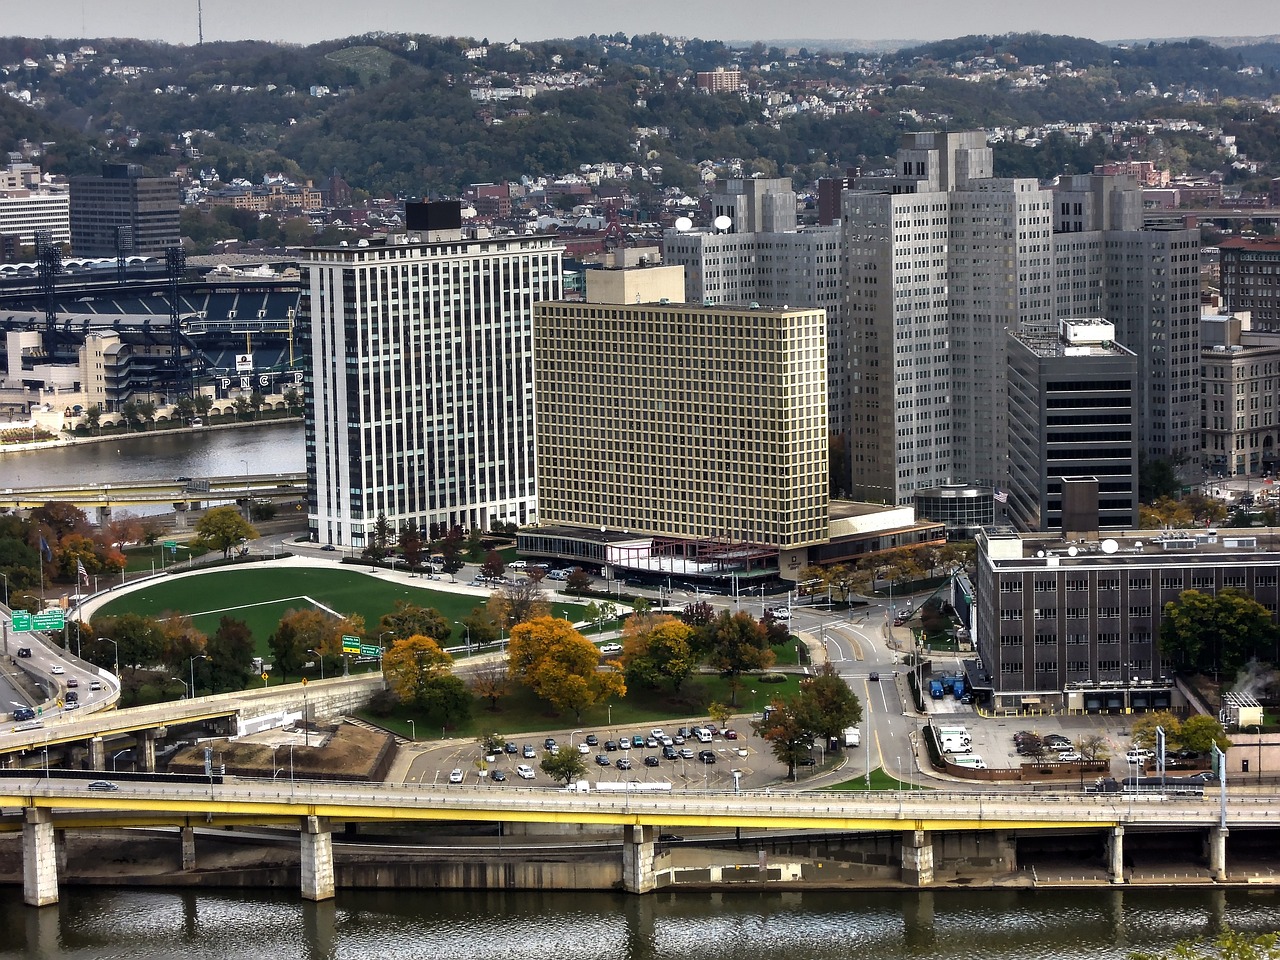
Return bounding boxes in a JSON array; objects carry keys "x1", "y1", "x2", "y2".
[
  {"x1": 0, "y1": 187, "x2": 69, "y2": 251},
  {"x1": 837, "y1": 132, "x2": 1200, "y2": 509},
  {"x1": 662, "y1": 178, "x2": 847, "y2": 486},
  {"x1": 300, "y1": 201, "x2": 562, "y2": 548},
  {"x1": 1220, "y1": 236, "x2": 1280, "y2": 331},
  {"x1": 973, "y1": 525, "x2": 1280, "y2": 712},
  {"x1": 532, "y1": 265, "x2": 829, "y2": 554},
  {"x1": 69, "y1": 163, "x2": 180, "y2": 257},
  {"x1": 1006, "y1": 319, "x2": 1139, "y2": 533},
  {"x1": 1201, "y1": 310, "x2": 1280, "y2": 478}
]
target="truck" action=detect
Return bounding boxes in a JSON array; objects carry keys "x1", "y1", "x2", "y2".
[
  {"x1": 952, "y1": 677, "x2": 967, "y2": 699},
  {"x1": 843, "y1": 726, "x2": 861, "y2": 748},
  {"x1": 929, "y1": 679, "x2": 945, "y2": 699},
  {"x1": 940, "y1": 735, "x2": 971, "y2": 753}
]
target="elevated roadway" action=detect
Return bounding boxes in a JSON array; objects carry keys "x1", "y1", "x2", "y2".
[{"x1": 2, "y1": 472, "x2": 306, "y2": 509}]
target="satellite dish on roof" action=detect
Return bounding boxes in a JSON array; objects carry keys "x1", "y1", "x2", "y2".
[
  {"x1": 1100, "y1": 538, "x2": 1119, "y2": 554},
  {"x1": 1035, "y1": 550, "x2": 1045, "y2": 558},
  {"x1": 674, "y1": 216, "x2": 693, "y2": 232},
  {"x1": 713, "y1": 215, "x2": 732, "y2": 232},
  {"x1": 1067, "y1": 546, "x2": 1078, "y2": 557}
]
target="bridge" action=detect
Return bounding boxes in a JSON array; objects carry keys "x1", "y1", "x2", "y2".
[
  {"x1": 1, "y1": 773, "x2": 1259, "y2": 906},
  {"x1": 2, "y1": 473, "x2": 306, "y2": 510}
]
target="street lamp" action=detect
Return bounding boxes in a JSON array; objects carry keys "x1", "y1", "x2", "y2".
[
  {"x1": 408, "y1": 719, "x2": 415, "y2": 742},
  {"x1": 455, "y1": 621, "x2": 472, "y2": 655},
  {"x1": 751, "y1": 688, "x2": 758, "y2": 717},
  {"x1": 172, "y1": 676, "x2": 188, "y2": 699},
  {"x1": 570, "y1": 729, "x2": 582, "y2": 748},
  {"x1": 101, "y1": 637, "x2": 119, "y2": 679},
  {"x1": 189, "y1": 653, "x2": 208, "y2": 698},
  {"x1": 308, "y1": 648, "x2": 324, "y2": 681}
]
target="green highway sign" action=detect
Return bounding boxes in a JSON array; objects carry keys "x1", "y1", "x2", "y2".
[
  {"x1": 32, "y1": 610, "x2": 65, "y2": 630},
  {"x1": 10, "y1": 611, "x2": 31, "y2": 631},
  {"x1": 341, "y1": 634, "x2": 361, "y2": 654},
  {"x1": 360, "y1": 644, "x2": 382, "y2": 658},
  {"x1": 163, "y1": 540, "x2": 177, "y2": 548}
]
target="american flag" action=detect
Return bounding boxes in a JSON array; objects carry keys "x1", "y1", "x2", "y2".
[
  {"x1": 76, "y1": 557, "x2": 89, "y2": 587},
  {"x1": 993, "y1": 487, "x2": 1009, "y2": 504}
]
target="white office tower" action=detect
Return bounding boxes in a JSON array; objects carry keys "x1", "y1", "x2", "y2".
[
  {"x1": 663, "y1": 178, "x2": 846, "y2": 488},
  {"x1": 301, "y1": 201, "x2": 562, "y2": 548},
  {"x1": 840, "y1": 131, "x2": 1200, "y2": 507}
]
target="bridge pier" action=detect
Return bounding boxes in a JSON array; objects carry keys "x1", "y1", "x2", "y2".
[
  {"x1": 901, "y1": 830, "x2": 934, "y2": 886},
  {"x1": 1107, "y1": 826, "x2": 1125, "y2": 884},
  {"x1": 621, "y1": 824, "x2": 656, "y2": 894},
  {"x1": 88, "y1": 736, "x2": 105, "y2": 772},
  {"x1": 137, "y1": 731, "x2": 156, "y2": 773},
  {"x1": 1207, "y1": 826, "x2": 1228, "y2": 881},
  {"x1": 300, "y1": 816, "x2": 335, "y2": 901},
  {"x1": 22, "y1": 808, "x2": 58, "y2": 907},
  {"x1": 181, "y1": 826, "x2": 196, "y2": 872}
]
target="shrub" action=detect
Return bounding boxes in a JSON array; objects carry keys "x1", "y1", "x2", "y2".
[{"x1": 756, "y1": 672, "x2": 787, "y2": 684}]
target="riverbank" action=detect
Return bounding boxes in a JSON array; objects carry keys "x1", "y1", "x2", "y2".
[{"x1": 0, "y1": 416, "x2": 301, "y2": 456}]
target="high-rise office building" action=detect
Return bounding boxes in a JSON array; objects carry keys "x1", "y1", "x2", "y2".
[
  {"x1": 68, "y1": 164, "x2": 180, "y2": 257},
  {"x1": 1220, "y1": 236, "x2": 1280, "y2": 331},
  {"x1": 1006, "y1": 319, "x2": 1138, "y2": 533},
  {"x1": 0, "y1": 188, "x2": 69, "y2": 249},
  {"x1": 301, "y1": 202, "x2": 562, "y2": 547},
  {"x1": 532, "y1": 265, "x2": 829, "y2": 552},
  {"x1": 838, "y1": 132, "x2": 1200, "y2": 507}
]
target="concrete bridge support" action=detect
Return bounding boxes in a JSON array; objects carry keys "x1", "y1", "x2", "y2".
[
  {"x1": 300, "y1": 816, "x2": 335, "y2": 901},
  {"x1": 88, "y1": 736, "x2": 105, "y2": 772},
  {"x1": 1107, "y1": 826, "x2": 1125, "y2": 884},
  {"x1": 622, "y1": 824, "x2": 656, "y2": 894},
  {"x1": 137, "y1": 731, "x2": 156, "y2": 773},
  {"x1": 1207, "y1": 826, "x2": 1228, "y2": 881},
  {"x1": 901, "y1": 830, "x2": 934, "y2": 886},
  {"x1": 181, "y1": 826, "x2": 196, "y2": 872},
  {"x1": 22, "y1": 808, "x2": 58, "y2": 907}
]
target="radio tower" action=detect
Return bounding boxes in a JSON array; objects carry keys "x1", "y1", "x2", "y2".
[{"x1": 197, "y1": 0, "x2": 204, "y2": 45}]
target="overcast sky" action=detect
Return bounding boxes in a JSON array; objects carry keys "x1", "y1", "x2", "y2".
[{"x1": 2, "y1": 0, "x2": 1277, "y2": 47}]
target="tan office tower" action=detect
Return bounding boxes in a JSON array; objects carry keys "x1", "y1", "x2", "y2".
[{"x1": 533, "y1": 265, "x2": 829, "y2": 552}]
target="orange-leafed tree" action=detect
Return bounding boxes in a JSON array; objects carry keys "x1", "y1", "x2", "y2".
[{"x1": 508, "y1": 616, "x2": 625, "y2": 722}]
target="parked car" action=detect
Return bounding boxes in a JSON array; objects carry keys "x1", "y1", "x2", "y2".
[
  {"x1": 631, "y1": 735, "x2": 645, "y2": 748},
  {"x1": 585, "y1": 734, "x2": 599, "y2": 746},
  {"x1": 595, "y1": 754, "x2": 611, "y2": 767},
  {"x1": 577, "y1": 743, "x2": 590, "y2": 755},
  {"x1": 662, "y1": 745, "x2": 678, "y2": 760},
  {"x1": 644, "y1": 755, "x2": 660, "y2": 767},
  {"x1": 723, "y1": 729, "x2": 738, "y2": 740},
  {"x1": 515, "y1": 765, "x2": 536, "y2": 779},
  {"x1": 522, "y1": 744, "x2": 537, "y2": 758},
  {"x1": 698, "y1": 750, "x2": 717, "y2": 764},
  {"x1": 599, "y1": 643, "x2": 623, "y2": 655},
  {"x1": 508, "y1": 560, "x2": 527, "y2": 570},
  {"x1": 544, "y1": 737, "x2": 557, "y2": 750},
  {"x1": 605, "y1": 740, "x2": 619, "y2": 752},
  {"x1": 679, "y1": 747, "x2": 695, "y2": 759},
  {"x1": 504, "y1": 742, "x2": 518, "y2": 754},
  {"x1": 645, "y1": 737, "x2": 659, "y2": 748},
  {"x1": 616, "y1": 757, "x2": 633, "y2": 770},
  {"x1": 448, "y1": 768, "x2": 464, "y2": 783},
  {"x1": 489, "y1": 769, "x2": 507, "y2": 782}
]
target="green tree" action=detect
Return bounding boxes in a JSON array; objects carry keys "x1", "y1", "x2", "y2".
[
  {"x1": 91, "y1": 612, "x2": 164, "y2": 676},
  {"x1": 377, "y1": 600, "x2": 451, "y2": 645},
  {"x1": 268, "y1": 607, "x2": 335, "y2": 682},
  {"x1": 508, "y1": 616, "x2": 626, "y2": 722},
  {"x1": 754, "y1": 696, "x2": 815, "y2": 780},
  {"x1": 365, "y1": 510, "x2": 392, "y2": 561},
  {"x1": 1130, "y1": 930, "x2": 1280, "y2": 960},
  {"x1": 540, "y1": 747, "x2": 588, "y2": 785},
  {"x1": 703, "y1": 610, "x2": 776, "y2": 705},
  {"x1": 465, "y1": 526, "x2": 485, "y2": 561},
  {"x1": 462, "y1": 604, "x2": 502, "y2": 647},
  {"x1": 1159, "y1": 589, "x2": 1277, "y2": 678},
  {"x1": 620, "y1": 615, "x2": 697, "y2": 693},
  {"x1": 84, "y1": 404, "x2": 102, "y2": 434},
  {"x1": 794, "y1": 663, "x2": 862, "y2": 743},
  {"x1": 193, "y1": 505, "x2": 257, "y2": 559},
  {"x1": 1180, "y1": 714, "x2": 1231, "y2": 754},
  {"x1": 206, "y1": 616, "x2": 255, "y2": 692},
  {"x1": 282, "y1": 387, "x2": 305, "y2": 417}
]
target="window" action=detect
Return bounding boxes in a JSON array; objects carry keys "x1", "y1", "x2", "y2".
[
  {"x1": 1034, "y1": 608, "x2": 1056, "y2": 620},
  {"x1": 1129, "y1": 606, "x2": 1152, "y2": 618},
  {"x1": 1160, "y1": 576, "x2": 1183, "y2": 590},
  {"x1": 1098, "y1": 607, "x2": 1120, "y2": 618},
  {"x1": 1001, "y1": 662, "x2": 1023, "y2": 674},
  {"x1": 1128, "y1": 576, "x2": 1151, "y2": 590},
  {"x1": 1000, "y1": 635, "x2": 1022, "y2": 646},
  {"x1": 1000, "y1": 581, "x2": 1023, "y2": 593},
  {"x1": 1034, "y1": 579, "x2": 1055, "y2": 593},
  {"x1": 1066, "y1": 579, "x2": 1088, "y2": 592},
  {"x1": 1065, "y1": 607, "x2": 1088, "y2": 619},
  {"x1": 999, "y1": 609, "x2": 1023, "y2": 621}
]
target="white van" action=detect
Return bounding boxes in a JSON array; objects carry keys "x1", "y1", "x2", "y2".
[
  {"x1": 694, "y1": 727, "x2": 713, "y2": 743},
  {"x1": 940, "y1": 735, "x2": 970, "y2": 754},
  {"x1": 949, "y1": 753, "x2": 987, "y2": 769}
]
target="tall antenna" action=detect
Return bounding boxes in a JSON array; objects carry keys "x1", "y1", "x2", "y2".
[{"x1": 197, "y1": 0, "x2": 204, "y2": 45}]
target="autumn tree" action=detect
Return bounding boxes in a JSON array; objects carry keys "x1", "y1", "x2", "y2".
[
  {"x1": 702, "y1": 610, "x2": 775, "y2": 705},
  {"x1": 269, "y1": 608, "x2": 337, "y2": 682},
  {"x1": 91, "y1": 612, "x2": 164, "y2": 675},
  {"x1": 465, "y1": 526, "x2": 485, "y2": 561},
  {"x1": 480, "y1": 549, "x2": 506, "y2": 580},
  {"x1": 462, "y1": 605, "x2": 502, "y2": 647},
  {"x1": 193, "y1": 505, "x2": 257, "y2": 558},
  {"x1": 754, "y1": 696, "x2": 816, "y2": 780},
  {"x1": 488, "y1": 577, "x2": 551, "y2": 629},
  {"x1": 1076, "y1": 734, "x2": 1110, "y2": 762},
  {"x1": 470, "y1": 657, "x2": 510, "y2": 711},
  {"x1": 793, "y1": 663, "x2": 862, "y2": 743},
  {"x1": 399, "y1": 522, "x2": 424, "y2": 572},
  {"x1": 104, "y1": 511, "x2": 145, "y2": 551},
  {"x1": 565, "y1": 567, "x2": 593, "y2": 594},
  {"x1": 508, "y1": 616, "x2": 625, "y2": 722},
  {"x1": 383, "y1": 634, "x2": 455, "y2": 709},
  {"x1": 1181, "y1": 714, "x2": 1231, "y2": 754},
  {"x1": 620, "y1": 614, "x2": 697, "y2": 693},
  {"x1": 680, "y1": 599, "x2": 715, "y2": 628},
  {"x1": 157, "y1": 612, "x2": 207, "y2": 676}
]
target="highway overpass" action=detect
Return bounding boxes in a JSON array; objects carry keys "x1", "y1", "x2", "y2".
[{"x1": 2, "y1": 472, "x2": 306, "y2": 510}]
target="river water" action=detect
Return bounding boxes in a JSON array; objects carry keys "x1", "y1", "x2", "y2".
[
  {"x1": 0, "y1": 423, "x2": 305, "y2": 490},
  {"x1": 1, "y1": 886, "x2": 1277, "y2": 959}
]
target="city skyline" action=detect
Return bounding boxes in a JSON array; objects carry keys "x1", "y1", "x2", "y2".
[{"x1": 1, "y1": 0, "x2": 1277, "y2": 48}]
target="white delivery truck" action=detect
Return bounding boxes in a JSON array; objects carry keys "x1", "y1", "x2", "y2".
[{"x1": 843, "y1": 726, "x2": 861, "y2": 748}]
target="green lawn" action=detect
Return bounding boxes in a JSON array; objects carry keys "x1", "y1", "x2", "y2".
[
  {"x1": 94, "y1": 566, "x2": 588, "y2": 657},
  {"x1": 830, "y1": 768, "x2": 927, "y2": 791}
]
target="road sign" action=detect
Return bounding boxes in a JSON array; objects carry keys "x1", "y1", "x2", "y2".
[
  {"x1": 359, "y1": 644, "x2": 382, "y2": 658},
  {"x1": 341, "y1": 635, "x2": 361, "y2": 654},
  {"x1": 10, "y1": 611, "x2": 31, "y2": 631},
  {"x1": 163, "y1": 540, "x2": 177, "y2": 549},
  {"x1": 31, "y1": 610, "x2": 65, "y2": 630},
  {"x1": 261, "y1": 672, "x2": 269, "y2": 681}
]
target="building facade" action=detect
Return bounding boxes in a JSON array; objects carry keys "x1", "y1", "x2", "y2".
[
  {"x1": 1201, "y1": 310, "x2": 1280, "y2": 477},
  {"x1": 974, "y1": 526, "x2": 1280, "y2": 712},
  {"x1": 0, "y1": 189, "x2": 70, "y2": 249},
  {"x1": 1220, "y1": 237, "x2": 1280, "y2": 331},
  {"x1": 1006, "y1": 319, "x2": 1139, "y2": 533},
  {"x1": 532, "y1": 265, "x2": 829, "y2": 552},
  {"x1": 301, "y1": 203, "x2": 562, "y2": 547},
  {"x1": 69, "y1": 164, "x2": 180, "y2": 257}
]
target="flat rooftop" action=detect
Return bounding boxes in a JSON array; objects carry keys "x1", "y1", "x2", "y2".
[{"x1": 982, "y1": 526, "x2": 1280, "y2": 564}]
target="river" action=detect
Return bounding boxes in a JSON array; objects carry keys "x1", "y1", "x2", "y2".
[
  {"x1": 0, "y1": 423, "x2": 305, "y2": 490},
  {"x1": 1, "y1": 886, "x2": 1277, "y2": 959}
]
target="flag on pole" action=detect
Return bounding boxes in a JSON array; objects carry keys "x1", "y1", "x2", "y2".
[
  {"x1": 76, "y1": 557, "x2": 89, "y2": 587},
  {"x1": 993, "y1": 487, "x2": 1009, "y2": 504},
  {"x1": 38, "y1": 535, "x2": 53, "y2": 562}
]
